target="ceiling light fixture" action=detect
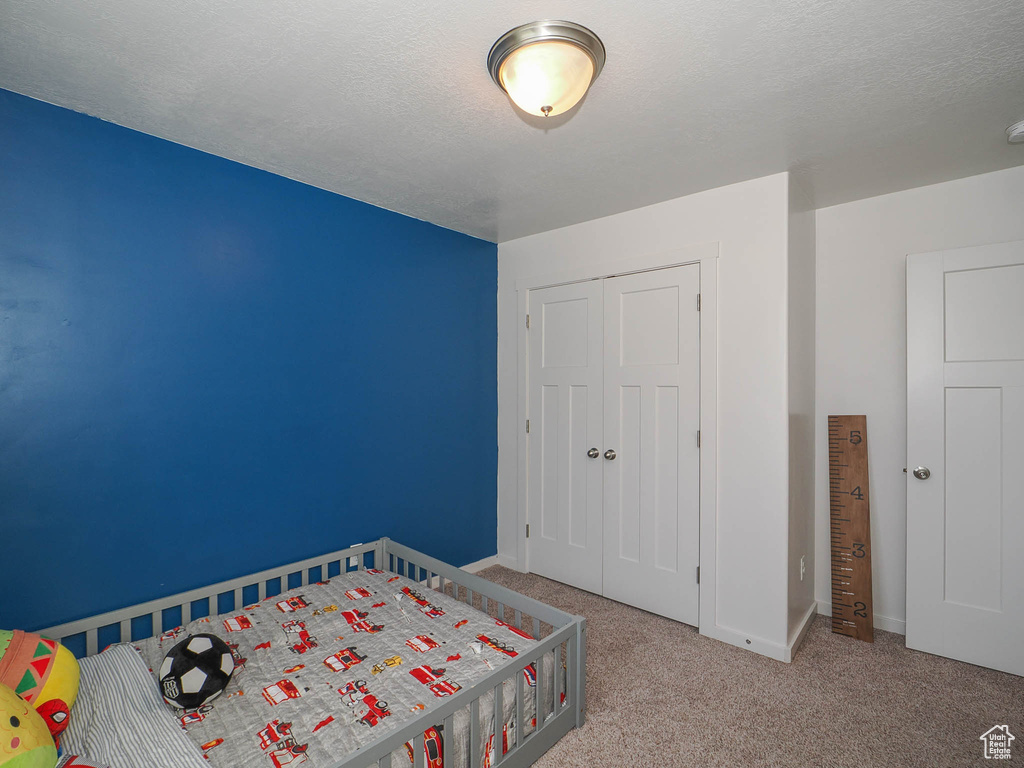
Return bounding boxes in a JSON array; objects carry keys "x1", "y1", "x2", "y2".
[
  {"x1": 1007, "y1": 120, "x2": 1024, "y2": 144},
  {"x1": 488, "y1": 20, "x2": 606, "y2": 118}
]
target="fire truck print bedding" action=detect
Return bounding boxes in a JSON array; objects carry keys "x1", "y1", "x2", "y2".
[{"x1": 125, "y1": 567, "x2": 557, "y2": 768}]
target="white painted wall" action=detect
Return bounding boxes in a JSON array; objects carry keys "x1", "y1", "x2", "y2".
[
  {"x1": 787, "y1": 181, "x2": 816, "y2": 644},
  {"x1": 814, "y1": 164, "x2": 1024, "y2": 634},
  {"x1": 498, "y1": 173, "x2": 794, "y2": 656}
]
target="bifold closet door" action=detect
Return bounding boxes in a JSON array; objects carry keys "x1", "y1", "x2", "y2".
[
  {"x1": 601, "y1": 265, "x2": 701, "y2": 625},
  {"x1": 526, "y1": 280, "x2": 604, "y2": 594}
]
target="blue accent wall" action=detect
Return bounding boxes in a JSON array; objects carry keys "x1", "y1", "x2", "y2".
[{"x1": 0, "y1": 90, "x2": 497, "y2": 632}]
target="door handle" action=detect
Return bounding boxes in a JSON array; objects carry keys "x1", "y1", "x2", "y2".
[
  {"x1": 604, "y1": 449, "x2": 616, "y2": 460},
  {"x1": 587, "y1": 448, "x2": 599, "y2": 458},
  {"x1": 912, "y1": 466, "x2": 930, "y2": 480}
]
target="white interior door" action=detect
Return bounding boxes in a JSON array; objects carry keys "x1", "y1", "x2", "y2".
[
  {"x1": 907, "y1": 240, "x2": 1024, "y2": 676},
  {"x1": 602, "y1": 265, "x2": 701, "y2": 625},
  {"x1": 526, "y1": 280, "x2": 604, "y2": 594}
]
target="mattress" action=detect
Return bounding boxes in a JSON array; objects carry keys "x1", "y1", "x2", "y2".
[{"x1": 116, "y1": 566, "x2": 556, "y2": 767}]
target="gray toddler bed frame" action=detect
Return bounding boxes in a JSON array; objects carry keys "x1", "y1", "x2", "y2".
[{"x1": 40, "y1": 538, "x2": 587, "y2": 768}]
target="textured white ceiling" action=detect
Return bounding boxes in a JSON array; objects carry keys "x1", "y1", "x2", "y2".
[{"x1": 2, "y1": 0, "x2": 1022, "y2": 242}]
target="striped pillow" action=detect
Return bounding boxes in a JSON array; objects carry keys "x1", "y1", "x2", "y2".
[{"x1": 60, "y1": 644, "x2": 208, "y2": 768}]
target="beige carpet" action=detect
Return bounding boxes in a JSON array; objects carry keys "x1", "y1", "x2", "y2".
[{"x1": 476, "y1": 566, "x2": 1024, "y2": 768}]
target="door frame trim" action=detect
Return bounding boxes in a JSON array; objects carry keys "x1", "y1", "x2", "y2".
[{"x1": 515, "y1": 242, "x2": 719, "y2": 633}]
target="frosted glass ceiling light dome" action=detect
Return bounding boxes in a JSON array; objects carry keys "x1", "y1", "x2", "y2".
[{"x1": 488, "y1": 21, "x2": 605, "y2": 118}]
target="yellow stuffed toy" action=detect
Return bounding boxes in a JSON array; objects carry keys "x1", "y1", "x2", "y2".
[
  {"x1": 0, "y1": 682, "x2": 57, "y2": 768},
  {"x1": 0, "y1": 632, "x2": 79, "y2": 749}
]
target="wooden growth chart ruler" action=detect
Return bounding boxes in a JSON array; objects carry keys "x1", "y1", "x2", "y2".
[{"x1": 828, "y1": 415, "x2": 874, "y2": 642}]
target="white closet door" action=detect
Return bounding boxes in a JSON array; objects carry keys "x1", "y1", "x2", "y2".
[
  {"x1": 527, "y1": 280, "x2": 604, "y2": 594},
  {"x1": 602, "y1": 264, "x2": 701, "y2": 625},
  {"x1": 907, "y1": 241, "x2": 1024, "y2": 676}
]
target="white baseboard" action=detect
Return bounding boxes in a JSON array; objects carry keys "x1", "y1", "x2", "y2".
[
  {"x1": 700, "y1": 602, "x2": 817, "y2": 664},
  {"x1": 496, "y1": 554, "x2": 524, "y2": 571},
  {"x1": 700, "y1": 623, "x2": 791, "y2": 663},
  {"x1": 461, "y1": 555, "x2": 500, "y2": 574},
  {"x1": 816, "y1": 599, "x2": 906, "y2": 635},
  {"x1": 786, "y1": 602, "x2": 818, "y2": 661}
]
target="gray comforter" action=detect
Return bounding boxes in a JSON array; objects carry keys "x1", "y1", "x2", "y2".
[{"x1": 122, "y1": 567, "x2": 554, "y2": 767}]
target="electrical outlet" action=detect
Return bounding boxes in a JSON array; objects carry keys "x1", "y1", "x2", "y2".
[{"x1": 800, "y1": 555, "x2": 806, "y2": 581}]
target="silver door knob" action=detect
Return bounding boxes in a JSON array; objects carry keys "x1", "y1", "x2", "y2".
[
  {"x1": 604, "y1": 449, "x2": 616, "y2": 460},
  {"x1": 912, "y1": 466, "x2": 931, "y2": 480},
  {"x1": 587, "y1": 448, "x2": 599, "y2": 458}
]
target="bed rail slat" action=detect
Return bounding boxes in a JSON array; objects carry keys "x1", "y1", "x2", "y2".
[
  {"x1": 443, "y1": 714, "x2": 454, "y2": 764},
  {"x1": 557, "y1": 638, "x2": 565, "y2": 712},
  {"x1": 412, "y1": 732, "x2": 424, "y2": 768},
  {"x1": 377, "y1": 754, "x2": 391, "y2": 768},
  {"x1": 119, "y1": 619, "x2": 130, "y2": 643},
  {"x1": 567, "y1": 633, "x2": 578, "y2": 725},
  {"x1": 515, "y1": 669, "x2": 525, "y2": 748},
  {"x1": 575, "y1": 619, "x2": 587, "y2": 727},
  {"x1": 533, "y1": 617, "x2": 541, "y2": 639},
  {"x1": 536, "y1": 655, "x2": 547, "y2": 731},
  {"x1": 86, "y1": 630, "x2": 97, "y2": 657},
  {"x1": 151, "y1": 610, "x2": 162, "y2": 637},
  {"x1": 470, "y1": 697, "x2": 481, "y2": 768},
  {"x1": 493, "y1": 681, "x2": 504, "y2": 765}
]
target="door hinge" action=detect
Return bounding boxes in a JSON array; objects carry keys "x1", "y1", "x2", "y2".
[
  {"x1": 696, "y1": 566, "x2": 700, "y2": 584},
  {"x1": 526, "y1": 524, "x2": 531, "y2": 538},
  {"x1": 697, "y1": 293, "x2": 701, "y2": 312},
  {"x1": 697, "y1": 430, "x2": 701, "y2": 448},
  {"x1": 526, "y1": 314, "x2": 530, "y2": 329},
  {"x1": 526, "y1": 419, "x2": 530, "y2": 434}
]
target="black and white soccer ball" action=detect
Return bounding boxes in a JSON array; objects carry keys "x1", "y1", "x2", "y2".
[{"x1": 159, "y1": 633, "x2": 235, "y2": 709}]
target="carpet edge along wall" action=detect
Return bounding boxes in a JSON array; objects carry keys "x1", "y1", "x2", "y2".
[{"x1": 0, "y1": 89, "x2": 498, "y2": 631}]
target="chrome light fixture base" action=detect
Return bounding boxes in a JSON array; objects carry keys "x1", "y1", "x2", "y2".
[
  {"x1": 487, "y1": 20, "x2": 606, "y2": 95},
  {"x1": 1008, "y1": 119, "x2": 1024, "y2": 145}
]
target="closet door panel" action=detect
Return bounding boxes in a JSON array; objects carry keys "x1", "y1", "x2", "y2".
[
  {"x1": 615, "y1": 385, "x2": 642, "y2": 563},
  {"x1": 527, "y1": 281, "x2": 604, "y2": 594},
  {"x1": 602, "y1": 265, "x2": 701, "y2": 625}
]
